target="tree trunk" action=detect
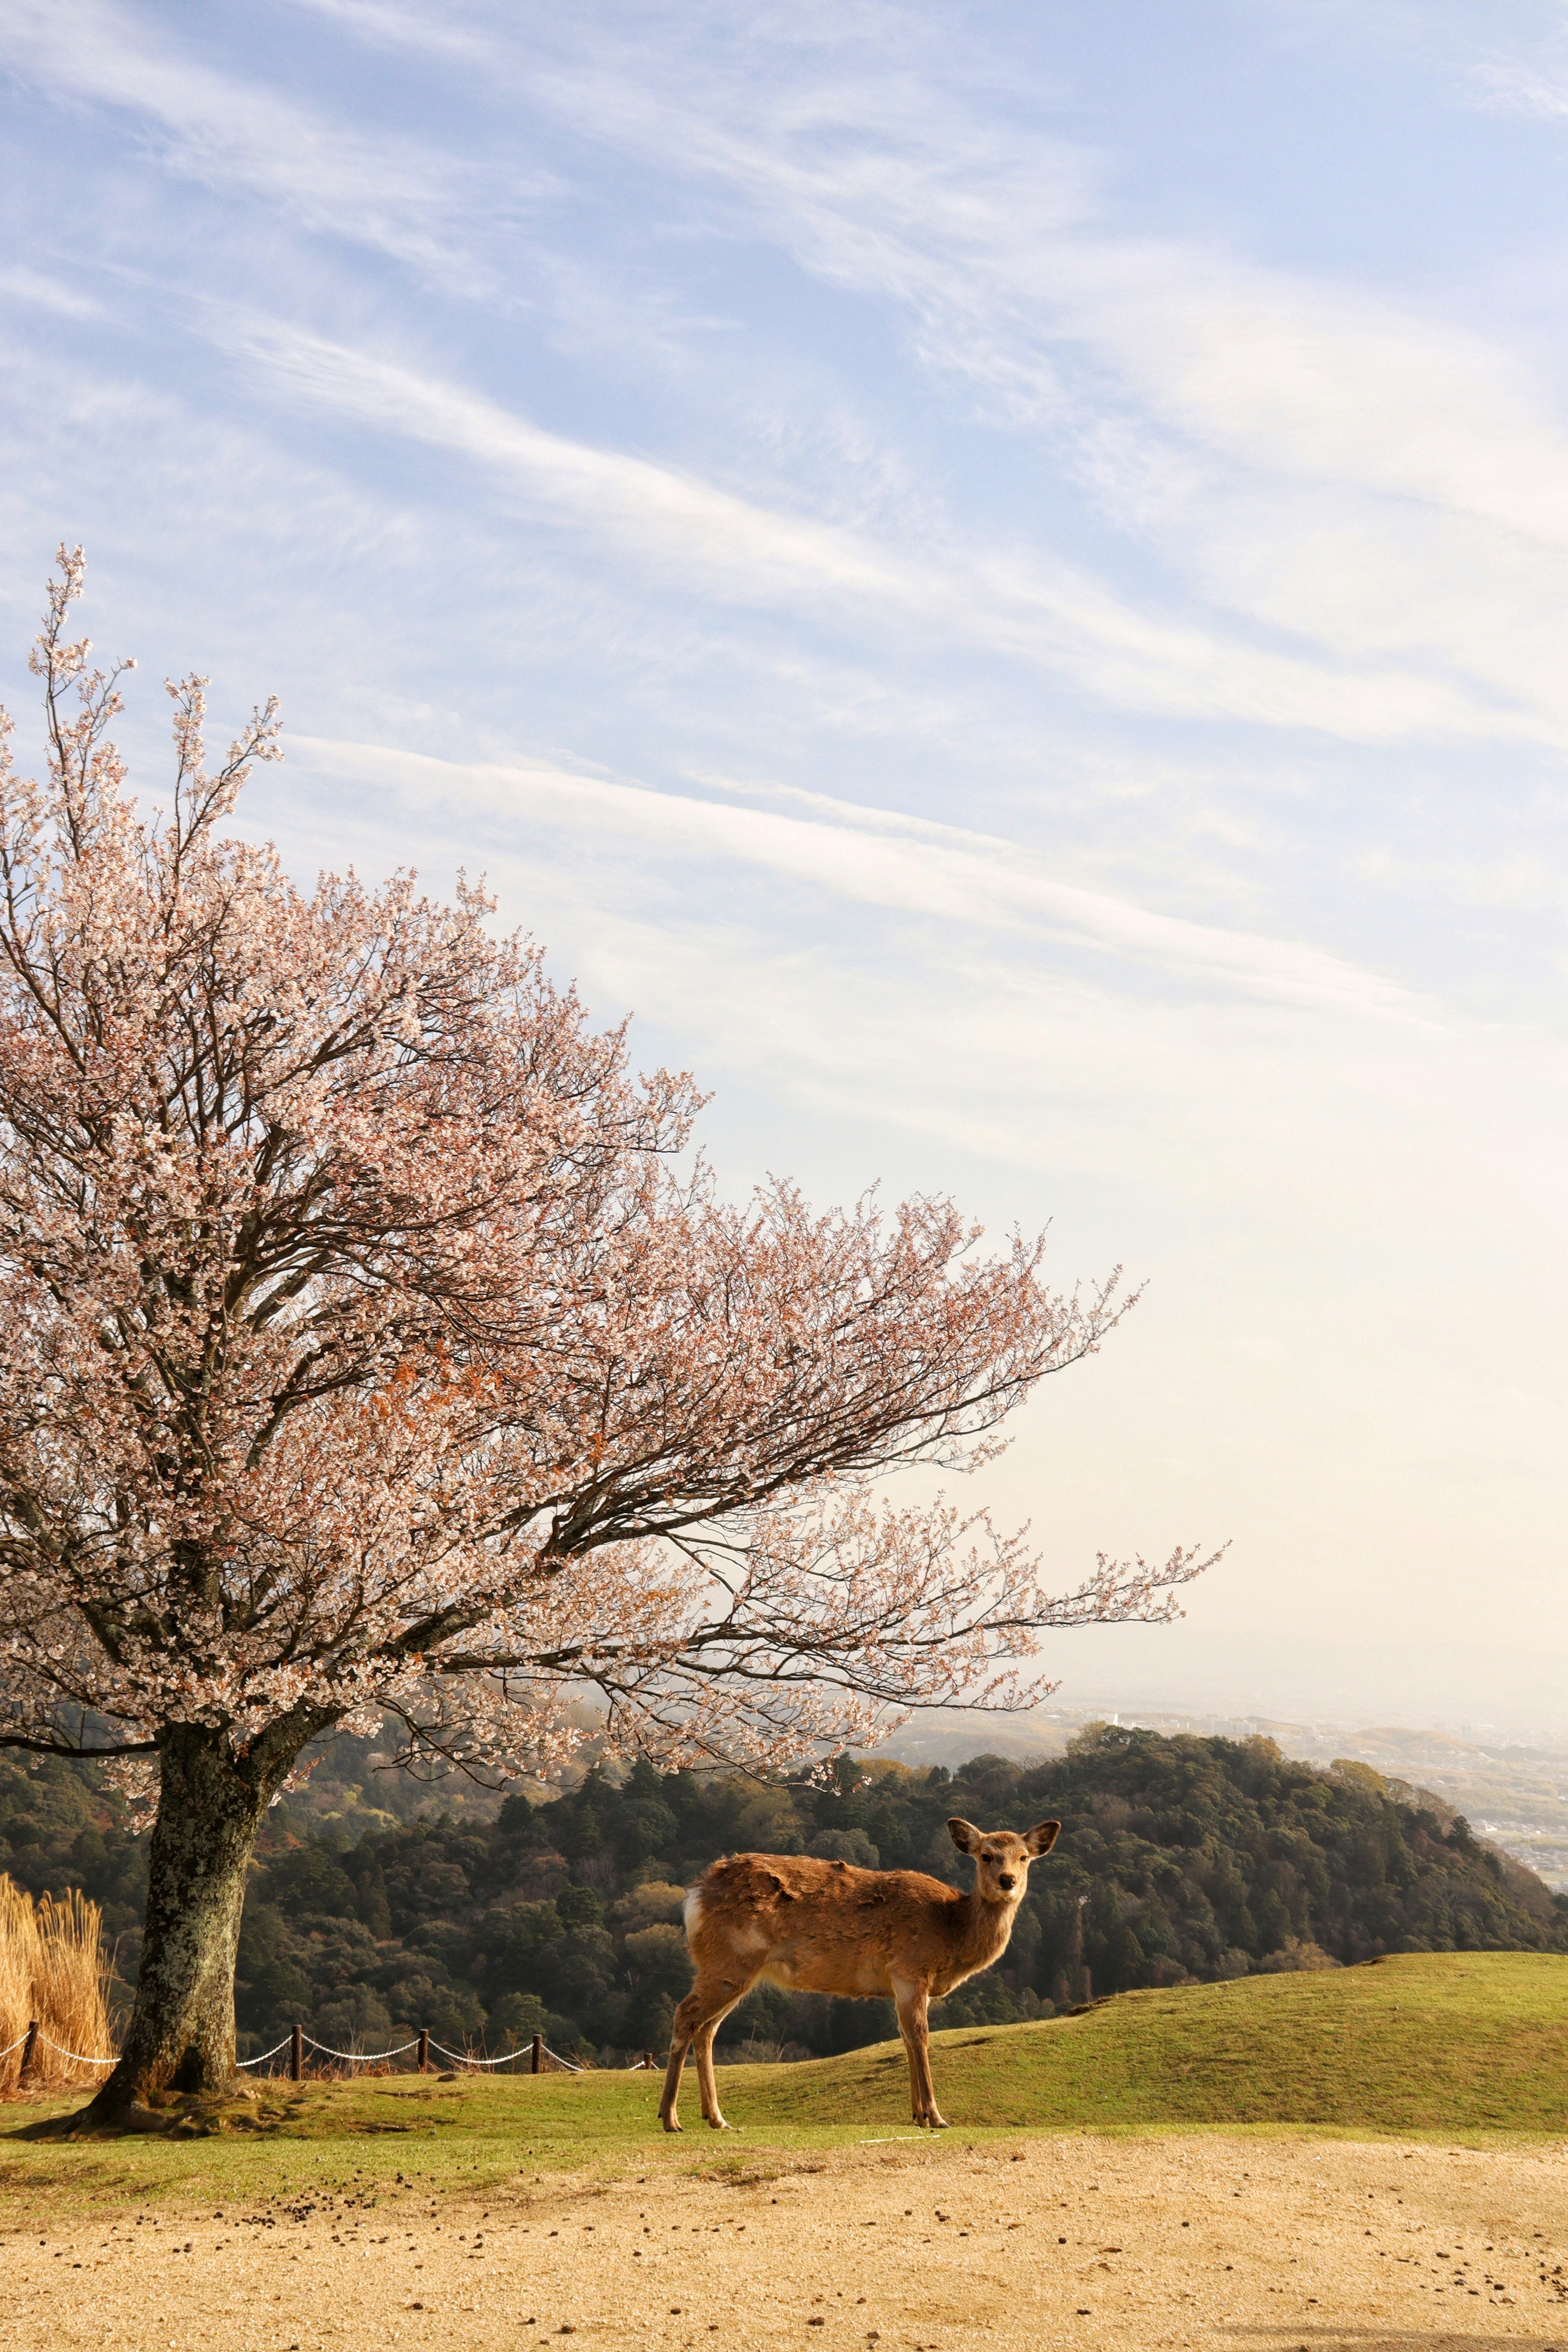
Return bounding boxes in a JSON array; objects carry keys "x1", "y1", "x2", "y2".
[{"x1": 84, "y1": 1722, "x2": 294, "y2": 2120}]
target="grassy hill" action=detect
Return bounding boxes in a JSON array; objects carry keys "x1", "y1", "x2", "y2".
[
  {"x1": 751, "y1": 1950, "x2": 1568, "y2": 2136},
  {"x1": 6, "y1": 1952, "x2": 1566, "y2": 2210}
]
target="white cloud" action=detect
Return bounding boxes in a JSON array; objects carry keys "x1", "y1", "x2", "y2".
[
  {"x1": 294, "y1": 733, "x2": 1450, "y2": 1026},
  {"x1": 22, "y1": 2, "x2": 1568, "y2": 746},
  {"x1": 224, "y1": 313, "x2": 1521, "y2": 745},
  {"x1": 1057, "y1": 248, "x2": 1568, "y2": 550},
  {"x1": 0, "y1": 0, "x2": 510, "y2": 290},
  {"x1": 509, "y1": 22, "x2": 1568, "y2": 737},
  {"x1": 1471, "y1": 58, "x2": 1568, "y2": 119},
  {"x1": 276, "y1": 0, "x2": 494, "y2": 66},
  {"x1": 0, "y1": 267, "x2": 104, "y2": 321},
  {"x1": 528, "y1": 27, "x2": 1568, "y2": 538}
]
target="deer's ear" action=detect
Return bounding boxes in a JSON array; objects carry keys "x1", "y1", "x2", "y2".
[
  {"x1": 947, "y1": 1817, "x2": 984, "y2": 1855},
  {"x1": 1024, "y1": 1819, "x2": 1061, "y2": 1856}
]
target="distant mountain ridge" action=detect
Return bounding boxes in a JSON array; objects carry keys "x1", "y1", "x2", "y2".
[{"x1": 876, "y1": 1709, "x2": 1568, "y2": 1890}]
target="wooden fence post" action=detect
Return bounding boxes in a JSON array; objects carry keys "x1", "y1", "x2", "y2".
[
  {"x1": 417, "y1": 2028, "x2": 430, "y2": 2074},
  {"x1": 530, "y1": 2033, "x2": 542, "y2": 2075},
  {"x1": 290, "y1": 2023, "x2": 303, "y2": 2082},
  {"x1": 18, "y1": 2019, "x2": 39, "y2": 2085}
]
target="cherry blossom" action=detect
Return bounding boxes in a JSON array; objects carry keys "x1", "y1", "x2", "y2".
[{"x1": 0, "y1": 553, "x2": 1212, "y2": 2114}]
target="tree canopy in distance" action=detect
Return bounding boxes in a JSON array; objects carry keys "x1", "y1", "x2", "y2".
[{"x1": 0, "y1": 553, "x2": 1213, "y2": 2120}]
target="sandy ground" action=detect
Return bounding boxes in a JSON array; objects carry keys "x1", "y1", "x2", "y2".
[{"x1": 3, "y1": 2134, "x2": 1567, "y2": 2352}]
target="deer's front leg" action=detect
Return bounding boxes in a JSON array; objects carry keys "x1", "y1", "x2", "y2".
[{"x1": 892, "y1": 1976, "x2": 947, "y2": 2128}]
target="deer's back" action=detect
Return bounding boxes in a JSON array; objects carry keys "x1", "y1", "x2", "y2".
[{"x1": 686, "y1": 1849, "x2": 976, "y2": 2000}]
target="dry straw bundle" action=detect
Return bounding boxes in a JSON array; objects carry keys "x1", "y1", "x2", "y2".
[{"x1": 0, "y1": 1875, "x2": 116, "y2": 2091}]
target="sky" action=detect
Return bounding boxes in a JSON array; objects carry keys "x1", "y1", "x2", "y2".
[{"x1": 1, "y1": 0, "x2": 1565, "y2": 1734}]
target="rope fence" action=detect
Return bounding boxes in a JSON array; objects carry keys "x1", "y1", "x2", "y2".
[
  {"x1": 236, "y1": 2035, "x2": 296, "y2": 2070},
  {"x1": 428, "y1": 2037, "x2": 584, "y2": 2072},
  {"x1": 9, "y1": 2018, "x2": 644, "y2": 2084},
  {"x1": 2, "y1": 2019, "x2": 118, "y2": 2082},
  {"x1": 296, "y1": 2035, "x2": 422, "y2": 2064},
  {"x1": 234, "y1": 2023, "x2": 599, "y2": 2081},
  {"x1": 35, "y1": 2033, "x2": 114, "y2": 2065}
]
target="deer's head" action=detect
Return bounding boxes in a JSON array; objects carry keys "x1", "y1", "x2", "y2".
[{"x1": 947, "y1": 1816, "x2": 1060, "y2": 1905}]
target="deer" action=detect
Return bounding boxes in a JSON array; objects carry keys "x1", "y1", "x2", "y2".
[{"x1": 658, "y1": 1814, "x2": 1061, "y2": 2133}]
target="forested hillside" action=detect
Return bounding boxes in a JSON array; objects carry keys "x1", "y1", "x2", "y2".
[{"x1": 3, "y1": 1725, "x2": 1563, "y2": 2065}]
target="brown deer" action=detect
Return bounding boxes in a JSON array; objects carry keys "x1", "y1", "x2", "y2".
[{"x1": 658, "y1": 1815, "x2": 1061, "y2": 2132}]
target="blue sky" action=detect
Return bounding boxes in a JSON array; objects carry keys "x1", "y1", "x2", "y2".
[{"x1": 2, "y1": 0, "x2": 1565, "y2": 1728}]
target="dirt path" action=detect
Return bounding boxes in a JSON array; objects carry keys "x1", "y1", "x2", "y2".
[{"x1": 4, "y1": 2133, "x2": 1566, "y2": 2351}]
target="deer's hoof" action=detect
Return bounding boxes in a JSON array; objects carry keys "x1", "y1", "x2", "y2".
[
  {"x1": 706, "y1": 2116, "x2": 731, "y2": 2131},
  {"x1": 928, "y1": 2114, "x2": 950, "y2": 2131},
  {"x1": 661, "y1": 2115, "x2": 683, "y2": 2134}
]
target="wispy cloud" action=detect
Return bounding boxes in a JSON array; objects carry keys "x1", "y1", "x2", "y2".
[
  {"x1": 277, "y1": 0, "x2": 495, "y2": 67},
  {"x1": 0, "y1": 267, "x2": 103, "y2": 322},
  {"x1": 223, "y1": 313, "x2": 1521, "y2": 745},
  {"x1": 295, "y1": 733, "x2": 1445, "y2": 1025},
  {"x1": 525, "y1": 20, "x2": 1568, "y2": 535},
  {"x1": 0, "y1": 0, "x2": 513, "y2": 290},
  {"x1": 20, "y1": 0, "x2": 1568, "y2": 747},
  {"x1": 1471, "y1": 58, "x2": 1568, "y2": 120},
  {"x1": 509, "y1": 20, "x2": 1568, "y2": 735}
]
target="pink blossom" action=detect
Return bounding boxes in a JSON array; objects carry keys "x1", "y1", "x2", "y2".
[{"x1": 0, "y1": 550, "x2": 1214, "y2": 1813}]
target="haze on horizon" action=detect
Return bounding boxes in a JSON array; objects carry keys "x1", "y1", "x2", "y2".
[{"x1": 0, "y1": 0, "x2": 1563, "y2": 1736}]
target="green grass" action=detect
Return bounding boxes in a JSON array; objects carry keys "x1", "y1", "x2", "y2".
[
  {"x1": 753, "y1": 1950, "x2": 1568, "y2": 2136},
  {"x1": 3, "y1": 1952, "x2": 1564, "y2": 2213}
]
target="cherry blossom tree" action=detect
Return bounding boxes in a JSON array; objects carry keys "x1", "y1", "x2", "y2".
[{"x1": 0, "y1": 555, "x2": 1212, "y2": 2123}]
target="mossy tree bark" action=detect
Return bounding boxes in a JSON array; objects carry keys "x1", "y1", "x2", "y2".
[{"x1": 84, "y1": 1714, "x2": 323, "y2": 2120}]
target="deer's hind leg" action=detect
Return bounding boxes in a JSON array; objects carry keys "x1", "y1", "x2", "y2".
[{"x1": 659, "y1": 1971, "x2": 757, "y2": 2133}]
